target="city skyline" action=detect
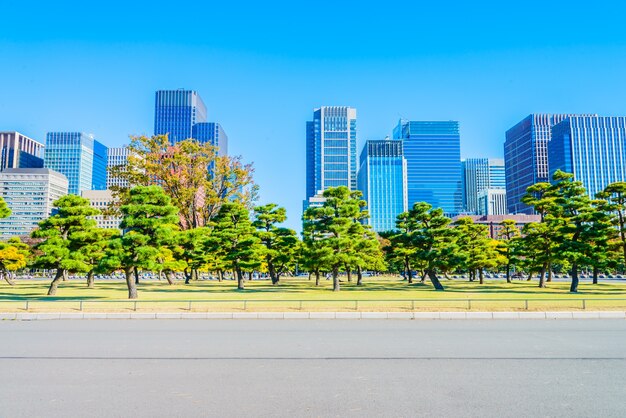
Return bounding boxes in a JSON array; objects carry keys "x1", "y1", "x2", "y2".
[{"x1": 3, "y1": 1, "x2": 626, "y2": 231}]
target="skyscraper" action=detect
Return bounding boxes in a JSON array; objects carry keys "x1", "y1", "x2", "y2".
[
  {"x1": 192, "y1": 122, "x2": 229, "y2": 156},
  {"x1": 154, "y1": 89, "x2": 208, "y2": 144},
  {"x1": 462, "y1": 158, "x2": 505, "y2": 214},
  {"x1": 0, "y1": 168, "x2": 68, "y2": 237},
  {"x1": 504, "y1": 114, "x2": 594, "y2": 214},
  {"x1": 44, "y1": 132, "x2": 108, "y2": 195},
  {"x1": 357, "y1": 139, "x2": 408, "y2": 232},
  {"x1": 550, "y1": 116, "x2": 626, "y2": 199},
  {"x1": 106, "y1": 146, "x2": 132, "y2": 189},
  {"x1": 305, "y1": 106, "x2": 357, "y2": 208},
  {"x1": 0, "y1": 132, "x2": 44, "y2": 170},
  {"x1": 393, "y1": 120, "x2": 462, "y2": 214}
]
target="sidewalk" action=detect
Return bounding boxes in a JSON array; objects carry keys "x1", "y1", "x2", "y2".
[{"x1": 1, "y1": 311, "x2": 625, "y2": 320}]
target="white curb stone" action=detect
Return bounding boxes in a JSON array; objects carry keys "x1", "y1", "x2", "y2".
[
  {"x1": 546, "y1": 311, "x2": 574, "y2": 319},
  {"x1": 36, "y1": 313, "x2": 61, "y2": 320},
  {"x1": 233, "y1": 312, "x2": 259, "y2": 319},
  {"x1": 16, "y1": 313, "x2": 38, "y2": 320},
  {"x1": 440, "y1": 312, "x2": 467, "y2": 319},
  {"x1": 106, "y1": 313, "x2": 132, "y2": 319},
  {"x1": 0, "y1": 313, "x2": 17, "y2": 320},
  {"x1": 257, "y1": 312, "x2": 284, "y2": 319},
  {"x1": 130, "y1": 313, "x2": 156, "y2": 319},
  {"x1": 83, "y1": 313, "x2": 107, "y2": 319},
  {"x1": 283, "y1": 312, "x2": 310, "y2": 319},
  {"x1": 493, "y1": 312, "x2": 520, "y2": 319},
  {"x1": 598, "y1": 311, "x2": 626, "y2": 319},
  {"x1": 59, "y1": 313, "x2": 85, "y2": 319},
  {"x1": 572, "y1": 312, "x2": 601, "y2": 319},
  {"x1": 466, "y1": 312, "x2": 493, "y2": 319},
  {"x1": 155, "y1": 313, "x2": 183, "y2": 319},
  {"x1": 309, "y1": 312, "x2": 336, "y2": 319},
  {"x1": 387, "y1": 312, "x2": 414, "y2": 319},
  {"x1": 361, "y1": 312, "x2": 388, "y2": 319},
  {"x1": 413, "y1": 312, "x2": 440, "y2": 319},
  {"x1": 335, "y1": 312, "x2": 361, "y2": 319},
  {"x1": 518, "y1": 312, "x2": 547, "y2": 319},
  {"x1": 182, "y1": 313, "x2": 210, "y2": 319}
]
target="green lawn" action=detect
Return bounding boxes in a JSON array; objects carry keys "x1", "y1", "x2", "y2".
[{"x1": 2, "y1": 276, "x2": 626, "y2": 312}]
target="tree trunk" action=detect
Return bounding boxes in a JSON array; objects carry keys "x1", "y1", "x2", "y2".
[
  {"x1": 268, "y1": 262, "x2": 278, "y2": 285},
  {"x1": 134, "y1": 267, "x2": 140, "y2": 284},
  {"x1": 62, "y1": 269, "x2": 68, "y2": 281},
  {"x1": 427, "y1": 269, "x2": 445, "y2": 291},
  {"x1": 125, "y1": 267, "x2": 138, "y2": 299},
  {"x1": 3, "y1": 271, "x2": 15, "y2": 285},
  {"x1": 345, "y1": 264, "x2": 352, "y2": 282},
  {"x1": 218, "y1": 270, "x2": 223, "y2": 282},
  {"x1": 506, "y1": 263, "x2": 511, "y2": 283},
  {"x1": 405, "y1": 258, "x2": 413, "y2": 284},
  {"x1": 546, "y1": 262, "x2": 553, "y2": 282},
  {"x1": 570, "y1": 262, "x2": 579, "y2": 293},
  {"x1": 443, "y1": 272, "x2": 452, "y2": 280},
  {"x1": 593, "y1": 265, "x2": 599, "y2": 285},
  {"x1": 157, "y1": 271, "x2": 162, "y2": 281},
  {"x1": 332, "y1": 266, "x2": 340, "y2": 292},
  {"x1": 47, "y1": 269, "x2": 64, "y2": 296},
  {"x1": 538, "y1": 264, "x2": 547, "y2": 288},
  {"x1": 164, "y1": 270, "x2": 174, "y2": 285},
  {"x1": 479, "y1": 269, "x2": 484, "y2": 285},
  {"x1": 86, "y1": 270, "x2": 95, "y2": 288},
  {"x1": 248, "y1": 271, "x2": 253, "y2": 281},
  {"x1": 315, "y1": 269, "x2": 320, "y2": 286},
  {"x1": 420, "y1": 271, "x2": 427, "y2": 283},
  {"x1": 184, "y1": 268, "x2": 192, "y2": 284},
  {"x1": 527, "y1": 271, "x2": 533, "y2": 281},
  {"x1": 356, "y1": 265, "x2": 363, "y2": 286},
  {"x1": 236, "y1": 267, "x2": 245, "y2": 290}
]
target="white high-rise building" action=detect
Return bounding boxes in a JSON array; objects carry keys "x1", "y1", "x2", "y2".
[
  {"x1": 478, "y1": 188, "x2": 507, "y2": 216},
  {"x1": 106, "y1": 146, "x2": 132, "y2": 189},
  {"x1": 81, "y1": 190, "x2": 122, "y2": 231},
  {"x1": 0, "y1": 168, "x2": 68, "y2": 237},
  {"x1": 305, "y1": 106, "x2": 357, "y2": 210}
]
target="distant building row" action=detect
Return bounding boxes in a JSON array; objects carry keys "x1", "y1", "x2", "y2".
[
  {"x1": 305, "y1": 108, "x2": 626, "y2": 232},
  {"x1": 0, "y1": 89, "x2": 227, "y2": 237}
]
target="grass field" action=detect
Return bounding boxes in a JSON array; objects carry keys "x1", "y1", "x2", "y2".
[{"x1": 2, "y1": 276, "x2": 626, "y2": 312}]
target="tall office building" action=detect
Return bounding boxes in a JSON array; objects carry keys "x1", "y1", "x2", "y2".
[
  {"x1": 393, "y1": 120, "x2": 462, "y2": 215},
  {"x1": 304, "y1": 106, "x2": 357, "y2": 208},
  {"x1": 477, "y1": 188, "x2": 507, "y2": 216},
  {"x1": 154, "y1": 89, "x2": 208, "y2": 144},
  {"x1": 81, "y1": 190, "x2": 122, "y2": 231},
  {"x1": 0, "y1": 132, "x2": 44, "y2": 170},
  {"x1": 357, "y1": 139, "x2": 408, "y2": 232},
  {"x1": 0, "y1": 168, "x2": 68, "y2": 237},
  {"x1": 462, "y1": 158, "x2": 505, "y2": 214},
  {"x1": 44, "y1": 132, "x2": 108, "y2": 195},
  {"x1": 504, "y1": 114, "x2": 594, "y2": 214},
  {"x1": 192, "y1": 122, "x2": 228, "y2": 156},
  {"x1": 106, "y1": 146, "x2": 132, "y2": 189},
  {"x1": 550, "y1": 116, "x2": 626, "y2": 199}
]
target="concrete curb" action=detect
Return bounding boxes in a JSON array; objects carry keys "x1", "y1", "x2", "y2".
[{"x1": 1, "y1": 311, "x2": 626, "y2": 320}]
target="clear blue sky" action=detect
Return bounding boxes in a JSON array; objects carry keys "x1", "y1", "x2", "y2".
[{"x1": 2, "y1": 1, "x2": 626, "y2": 231}]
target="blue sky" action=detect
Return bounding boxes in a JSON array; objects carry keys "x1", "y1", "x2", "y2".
[{"x1": 2, "y1": 1, "x2": 626, "y2": 231}]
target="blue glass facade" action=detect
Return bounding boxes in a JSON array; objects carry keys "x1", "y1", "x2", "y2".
[
  {"x1": 550, "y1": 116, "x2": 626, "y2": 199},
  {"x1": 192, "y1": 122, "x2": 228, "y2": 156},
  {"x1": 305, "y1": 107, "x2": 357, "y2": 207},
  {"x1": 92, "y1": 140, "x2": 108, "y2": 191},
  {"x1": 154, "y1": 89, "x2": 208, "y2": 144},
  {"x1": 45, "y1": 132, "x2": 105, "y2": 195},
  {"x1": 357, "y1": 140, "x2": 408, "y2": 232},
  {"x1": 504, "y1": 114, "x2": 593, "y2": 214},
  {"x1": 393, "y1": 120, "x2": 462, "y2": 215}
]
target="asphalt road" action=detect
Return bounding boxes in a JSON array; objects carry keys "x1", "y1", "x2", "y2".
[{"x1": 1, "y1": 319, "x2": 625, "y2": 417}]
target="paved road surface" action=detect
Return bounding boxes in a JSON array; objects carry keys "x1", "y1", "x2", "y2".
[{"x1": 1, "y1": 319, "x2": 625, "y2": 417}]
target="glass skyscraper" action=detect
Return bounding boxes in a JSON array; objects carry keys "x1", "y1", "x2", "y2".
[
  {"x1": 357, "y1": 139, "x2": 408, "y2": 232},
  {"x1": 154, "y1": 89, "x2": 208, "y2": 144},
  {"x1": 305, "y1": 106, "x2": 357, "y2": 208},
  {"x1": 45, "y1": 132, "x2": 108, "y2": 195},
  {"x1": 192, "y1": 122, "x2": 229, "y2": 156},
  {"x1": 504, "y1": 114, "x2": 594, "y2": 214},
  {"x1": 393, "y1": 120, "x2": 462, "y2": 214},
  {"x1": 550, "y1": 116, "x2": 626, "y2": 199},
  {"x1": 0, "y1": 132, "x2": 44, "y2": 170},
  {"x1": 462, "y1": 158, "x2": 505, "y2": 214}
]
